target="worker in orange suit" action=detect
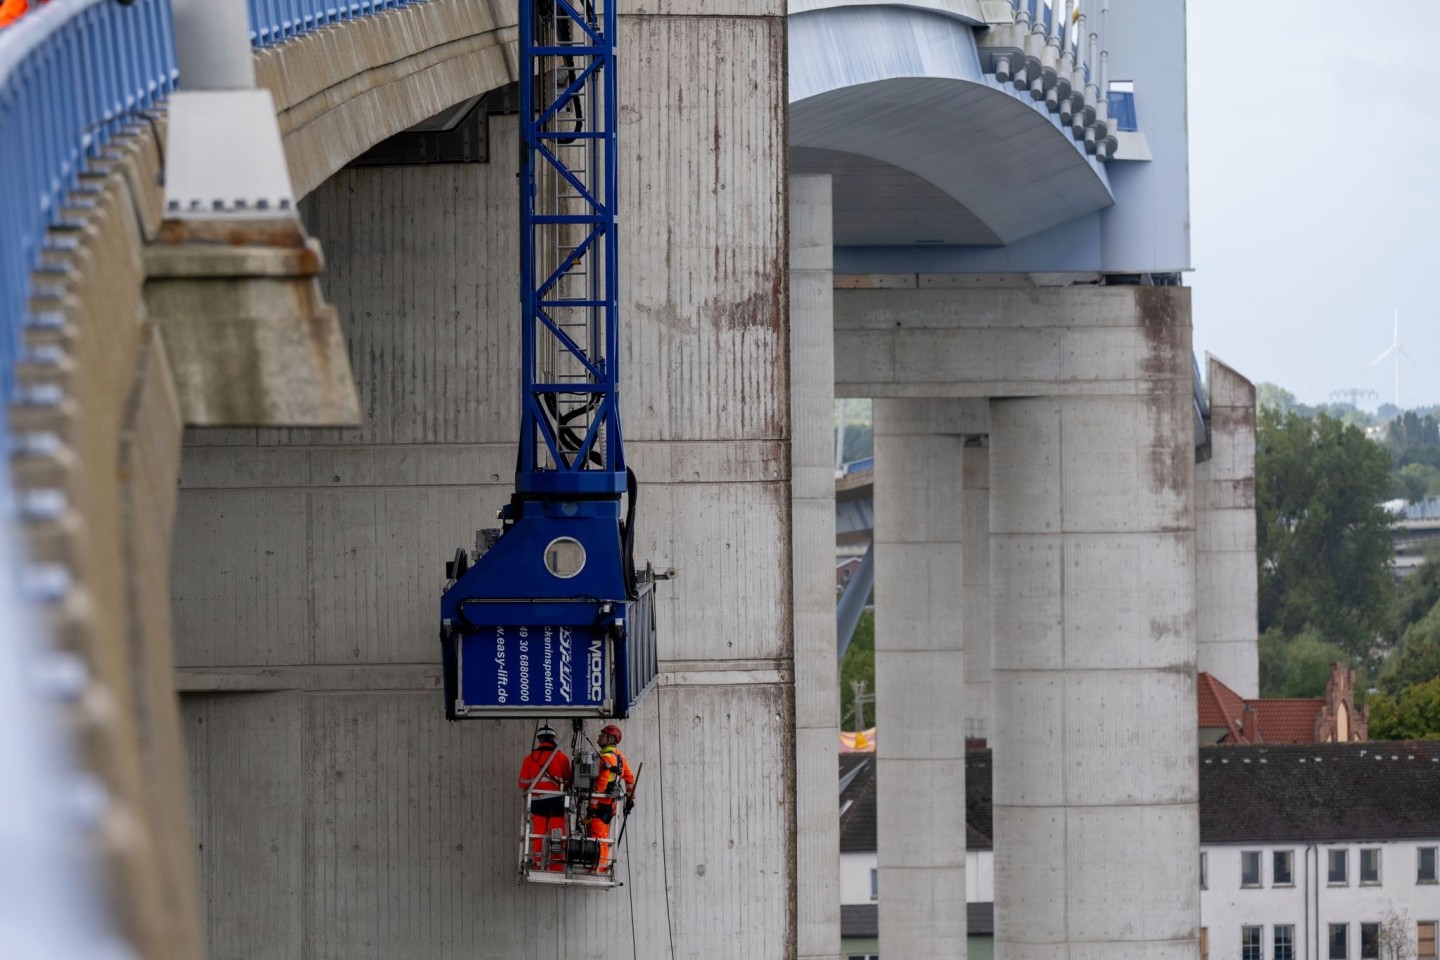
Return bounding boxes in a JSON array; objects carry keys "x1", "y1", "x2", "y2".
[
  {"x1": 518, "y1": 724, "x2": 572, "y2": 871},
  {"x1": 0, "y1": 0, "x2": 33, "y2": 29},
  {"x1": 586, "y1": 723, "x2": 635, "y2": 872}
]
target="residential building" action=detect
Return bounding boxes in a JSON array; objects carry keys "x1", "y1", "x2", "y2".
[
  {"x1": 1199, "y1": 664, "x2": 1368, "y2": 746},
  {"x1": 840, "y1": 743, "x2": 1439, "y2": 960},
  {"x1": 1200, "y1": 742, "x2": 1440, "y2": 960},
  {"x1": 839, "y1": 751, "x2": 994, "y2": 959}
]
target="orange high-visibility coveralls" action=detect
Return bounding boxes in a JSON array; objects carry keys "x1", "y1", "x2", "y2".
[
  {"x1": 519, "y1": 742, "x2": 572, "y2": 871},
  {"x1": 0, "y1": 0, "x2": 34, "y2": 29},
  {"x1": 586, "y1": 745, "x2": 635, "y2": 871}
]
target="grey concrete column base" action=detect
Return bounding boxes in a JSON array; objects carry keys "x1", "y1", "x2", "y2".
[{"x1": 145, "y1": 218, "x2": 360, "y2": 426}]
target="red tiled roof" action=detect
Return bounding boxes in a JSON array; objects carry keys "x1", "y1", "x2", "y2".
[
  {"x1": 1248, "y1": 699, "x2": 1324, "y2": 744},
  {"x1": 1196, "y1": 672, "x2": 1330, "y2": 744},
  {"x1": 1197, "y1": 672, "x2": 1246, "y2": 729}
]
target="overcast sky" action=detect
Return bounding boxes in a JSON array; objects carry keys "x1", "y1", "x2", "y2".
[{"x1": 1186, "y1": 1, "x2": 1440, "y2": 411}]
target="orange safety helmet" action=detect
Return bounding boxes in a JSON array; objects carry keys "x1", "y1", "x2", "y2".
[{"x1": 599, "y1": 724, "x2": 622, "y2": 744}]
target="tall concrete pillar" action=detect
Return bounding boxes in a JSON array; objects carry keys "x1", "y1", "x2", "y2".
[
  {"x1": 790, "y1": 174, "x2": 840, "y2": 960},
  {"x1": 1196, "y1": 355, "x2": 1259, "y2": 697},
  {"x1": 874, "y1": 399, "x2": 977, "y2": 960},
  {"x1": 175, "y1": 38, "x2": 793, "y2": 947},
  {"x1": 990, "y1": 385, "x2": 1198, "y2": 958},
  {"x1": 963, "y1": 442, "x2": 992, "y2": 743}
]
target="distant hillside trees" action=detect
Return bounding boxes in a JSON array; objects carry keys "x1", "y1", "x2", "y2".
[
  {"x1": 1385, "y1": 411, "x2": 1440, "y2": 501},
  {"x1": 1254, "y1": 385, "x2": 1440, "y2": 735}
]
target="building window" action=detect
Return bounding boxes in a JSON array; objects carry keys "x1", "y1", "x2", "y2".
[
  {"x1": 1419, "y1": 921, "x2": 1437, "y2": 959},
  {"x1": 1275, "y1": 923, "x2": 1295, "y2": 960},
  {"x1": 1360, "y1": 847, "x2": 1381, "y2": 885},
  {"x1": 1421, "y1": 847, "x2": 1438, "y2": 884},
  {"x1": 1274, "y1": 849, "x2": 1294, "y2": 886},
  {"x1": 1360, "y1": 922, "x2": 1379, "y2": 959},
  {"x1": 1329, "y1": 848, "x2": 1349, "y2": 885},
  {"x1": 1200, "y1": 927, "x2": 1208, "y2": 960},
  {"x1": 869, "y1": 868, "x2": 878, "y2": 900},
  {"x1": 1241, "y1": 850, "x2": 1262, "y2": 887},
  {"x1": 1242, "y1": 925, "x2": 1263, "y2": 960},
  {"x1": 1330, "y1": 923, "x2": 1349, "y2": 959}
]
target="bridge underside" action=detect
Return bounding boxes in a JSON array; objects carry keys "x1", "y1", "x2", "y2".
[{"x1": 789, "y1": 6, "x2": 1113, "y2": 250}]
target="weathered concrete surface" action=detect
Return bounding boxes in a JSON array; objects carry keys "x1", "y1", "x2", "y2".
[
  {"x1": 873, "y1": 399, "x2": 977, "y2": 960},
  {"x1": 10, "y1": 120, "x2": 201, "y2": 960},
  {"x1": 175, "y1": 3, "x2": 795, "y2": 948},
  {"x1": 1195, "y1": 355, "x2": 1258, "y2": 697},
  {"x1": 963, "y1": 441, "x2": 992, "y2": 743},
  {"x1": 834, "y1": 286, "x2": 1197, "y2": 400},
  {"x1": 836, "y1": 286, "x2": 1199, "y2": 958},
  {"x1": 257, "y1": 0, "x2": 520, "y2": 199},
  {"x1": 790, "y1": 174, "x2": 841, "y2": 960},
  {"x1": 146, "y1": 221, "x2": 360, "y2": 426},
  {"x1": 987, "y1": 287, "x2": 1199, "y2": 960}
]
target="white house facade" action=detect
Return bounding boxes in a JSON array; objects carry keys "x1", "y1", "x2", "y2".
[
  {"x1": 841, "y1": 849, "x2": 994, "y2": 907},
  {"x1": 1198, "y1": 744, "x2": 1440, "y2": 960}
]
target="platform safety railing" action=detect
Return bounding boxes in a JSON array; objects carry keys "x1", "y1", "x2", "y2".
[
  {"x1": 1, "y1": 0, "x2": 434, "y2": 465},
  {"x1": 246, "y1": 0, "x2": 428, "y2": 47},
  {"x1": 0, "y1": 0, "x2": 177, "y2": 467}
]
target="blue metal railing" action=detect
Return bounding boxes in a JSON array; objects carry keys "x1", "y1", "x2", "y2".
[
  {"x1": 1, "y1": 0, "x2": 437, "y2": 452},
  {"x1": 0, "y1": 0, "x2": 178, "y2": 464},
  {"x1": 246, "y1": 0, "x2": 427, "y2": 47}
]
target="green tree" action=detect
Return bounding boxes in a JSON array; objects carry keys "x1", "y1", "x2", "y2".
[
  {"x1": 1368, "y1": 675, "x2": 1440, "y2": 739},
  {"x1": 1389, "y1": 556, "x2": 1440, "y2": 642},
  {"x1": 1258, "y1": 627, "x2": 1351, "y2": 698},
  {"x1": 842, "y1": 421, "x2": 873, "y2": 463},
  {"x1": 834, "y1": 399, "x2": 874, "y2": 464},
  {"x1": 1256, "y1": 382, "x2": 1300, "y2": 415},
  {"x1": 1386, "y1": 411, "x2": 1440, "y2": 449},
  {"x1": 1257, "y1": 409, "x2": 1395, "y2": 658},
  {"x1": 839, "y1": 608, "x2": 874, "y2": 730},
  {"x1": 1377, "y1": 611, "x2": 1440, "y2": 697},
  {"x1": 1394, "y1": 462, "x2": 1440, "y2": 503}
]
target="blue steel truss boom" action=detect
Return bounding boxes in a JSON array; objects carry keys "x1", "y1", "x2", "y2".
[{"x1": 439, "y1": 0, "x2": 659, "y2": 720}]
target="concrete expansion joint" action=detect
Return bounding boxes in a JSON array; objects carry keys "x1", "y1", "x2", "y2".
[
  {"x1": 993, "y1": 527, "x2": 1193, "y2": 537},
  {"x1": 659, "y1": 658, "x2": 792, "y2": 687},
  {"x1": 992, "y1": 665, "x2": 1194, "y2": 674},
  {"x1": 624, "y1": 13, "x2": 783, "y2": 20},
  {"x1": 174, "y1": 663, "x2": 443, "y2": 693},
  {"x1": 996, "y1": 799, "x2": 1198, "y2": 809},
  {"x1": 879, "y1": 645, "x2": 964, "y2": 655}
]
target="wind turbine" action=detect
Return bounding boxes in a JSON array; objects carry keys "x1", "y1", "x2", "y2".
[{"x1": 1370, "y1": 307, "x2": 1418, "y2": 410}]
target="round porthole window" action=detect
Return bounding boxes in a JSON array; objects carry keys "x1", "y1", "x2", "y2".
[{"x1": 544, "y1": 537, "x2": 586, "y2": 579}]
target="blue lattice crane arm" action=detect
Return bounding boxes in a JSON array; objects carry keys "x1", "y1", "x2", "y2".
[{"x1": 439, "y1": 0, "x2": 658, "y2": 720}]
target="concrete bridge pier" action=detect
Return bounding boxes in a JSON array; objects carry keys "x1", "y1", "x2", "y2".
[
  {"x1": 172, "y1": 0, "x2": 803, "y2": 950},
  {"x1": 963, "y1": 441, "x2": 992, "y2": 743},
  {"x1": 987, "y1": 303, "x2": 1199, "y2": 960},
  {"x1": 1195, "y1": 356, "x2": 1259, "y2": 697},
  {"x1": 790, "y1": 173, "x2": 842, "y2": 960},
  {"x1": 990, "y1": 387, "x2": 1199, "y2": 960},
  {"x1": 842, "y1": 285, "x2": 1201, "y2": 960},
  {"x1": 873, "y1": 399, "x2": 981, "y2": 959}
]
